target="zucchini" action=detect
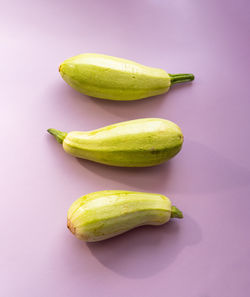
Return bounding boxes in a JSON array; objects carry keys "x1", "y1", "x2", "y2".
[
  {"x1": 59, "y1": 53, "x2": 194, "y2": 100},
  {"x1": 67, "y1": 190, "x2": 183, "y2": 242},
  {"x1": 47, "y1": 118, "x2": 183, "y2": 167}
]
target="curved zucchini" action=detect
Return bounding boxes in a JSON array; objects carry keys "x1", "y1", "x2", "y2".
[
  {"x1": 67, "y1": 190, "x2": 183, "y2": 242},
  {"x1": 47, "y1": 118, "x2": 183, "y2": 167},
  {"x1": 59, "y1": 53, "x2": 194, "y2": 101}
]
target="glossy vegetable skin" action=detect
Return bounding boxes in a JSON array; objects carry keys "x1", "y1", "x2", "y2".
[
  {"x1": 59, "y1": 53, "x2": 194, "y2": 101},
  {"x1": 47, "y1": 118, "x2": 184, "y2": 167},
  {"x1": 67, "y1": 190, "x2": 183, "y2": 242}
]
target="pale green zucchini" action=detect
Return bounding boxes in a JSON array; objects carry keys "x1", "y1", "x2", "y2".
[
  {"x1": 59, "y1": 53, "x2": 194, "y2": 100},
  {"x1": 47, "y1": 118, "x2": 183, "y2": 167},
  {"x1": 67, "y1": 190, "x2": 183, "y2": 242}
]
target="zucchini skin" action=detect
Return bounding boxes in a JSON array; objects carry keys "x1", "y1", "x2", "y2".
[
  {"x1": 67, "y1": 190, "x2": 182, "y2": 242},
  {"x1": 48, "y1": 118, "x2": 183, "y2": 167},
  {"x1": 59, "y1": 53, "x2": 171, "y2": 101}
]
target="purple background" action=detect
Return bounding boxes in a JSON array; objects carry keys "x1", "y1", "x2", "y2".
[{"x1": 1, "y1": 1, "x2": 250, "y2": 296}]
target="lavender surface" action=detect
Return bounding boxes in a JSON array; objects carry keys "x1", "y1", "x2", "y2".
[{"x1": 1, "y1": 1, "x2": 250, "y2": 296}]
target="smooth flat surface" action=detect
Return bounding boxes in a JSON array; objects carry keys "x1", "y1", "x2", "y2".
[{"x1": 1, "y1": 1, "x2": 250, "y2": 296}]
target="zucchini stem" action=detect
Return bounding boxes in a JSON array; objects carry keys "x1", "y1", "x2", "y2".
[
  {"x1": 169, "y1": 73, "x2": 195, "y2": 85},
  {"x1": 171, "y1": 205, "x2": 183, "y2": 219},
  {"x1": 47, "y1": 128, "x2": 67, "y2": 144}
]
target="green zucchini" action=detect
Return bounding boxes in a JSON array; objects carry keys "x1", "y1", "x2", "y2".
[
  {"x1": 47, "y1": 118, "x2": 183, "y2": 167},
  {"x1": 59, "y1": 53, "x2": 194, "y2": 101},
  {"x1": 67, "y1": 190, "x2": 183, "y2": 242}
]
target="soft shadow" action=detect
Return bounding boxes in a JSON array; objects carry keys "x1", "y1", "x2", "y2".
[
  {"x1": 88, "y1": 92, "x2": 167, "y2": 120},
  {"x1": 76, "y1": 81, "x2": 194, "y2": 119},
  {"x1": 51, "y1": 79, "x2": 194, "y2": 120},
  {"x1": 77, "y1": 158, "x2": 172, "y2": 192},
  {"x1": 161, "y1": 139, "x2": 250, "y2": 194},
  {"x1": 86, "y1": 214, "x2": 201, "y2": 278},
  {"x1": 76, "y1": 139, "x2": 250, "y2": 194}
]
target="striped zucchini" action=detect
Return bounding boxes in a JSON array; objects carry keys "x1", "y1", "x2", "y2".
[
  {"x1": 47, "y1": 118, "x2": 183, "y2": 167},
  {"x1": 67, "y1": 190, "x2": 183, "y2": 242}
]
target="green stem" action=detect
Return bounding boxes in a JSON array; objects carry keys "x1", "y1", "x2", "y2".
[
  {"x1": 47, "y1": 128, "x2": 67, "y2": 144},
  {"x1": 169, "y1": 73, "x2": 195, "y2": 85},
  {"x1": 171, "y1": 205, "x2": 183, "y2": 219}
]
